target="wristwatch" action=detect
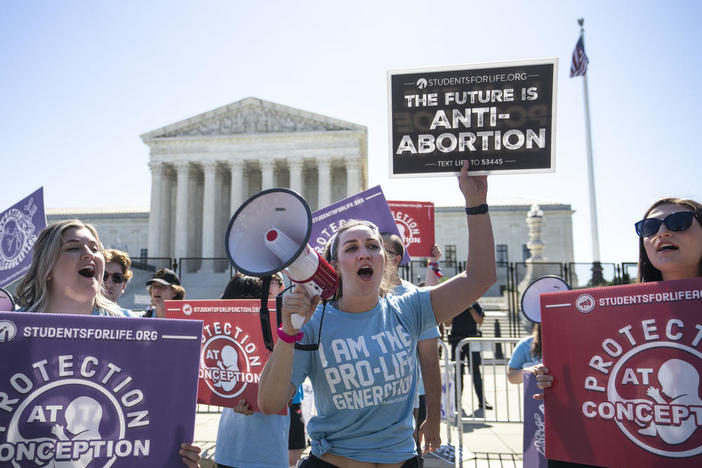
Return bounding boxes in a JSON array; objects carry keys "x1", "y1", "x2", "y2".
[{"x1": 465, "y1": 204, "x2": 488, "y2": 215}]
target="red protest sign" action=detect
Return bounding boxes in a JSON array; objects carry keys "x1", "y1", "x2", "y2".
[
  {"x1": 541, "y1": 278, "x2": 702, "y2": 467},
  {"x1": 166, "y1": 299, "x2": 282, "y2": 414},
  {"x1": 387, "y1": 200, "x2": 435, "y2": 258}
]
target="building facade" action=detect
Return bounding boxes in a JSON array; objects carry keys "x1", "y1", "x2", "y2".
[{"x1": 140, "y1": 97, "x2": 368, "y2": 269}]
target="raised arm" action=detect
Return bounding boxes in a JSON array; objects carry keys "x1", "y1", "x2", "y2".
[{"x1": 431, "y1": 161, "x2": 496, "y2": 324}]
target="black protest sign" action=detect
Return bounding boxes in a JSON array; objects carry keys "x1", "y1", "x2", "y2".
[{"x1": 388, "y1": 59, "x2": 557, "y2": 177}]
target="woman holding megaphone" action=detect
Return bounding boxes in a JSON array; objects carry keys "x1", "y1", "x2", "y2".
[{"x1": 258, "y1": 161, "x2": 496, "y2": 468}]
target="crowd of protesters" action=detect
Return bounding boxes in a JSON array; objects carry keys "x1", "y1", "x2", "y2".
[{"x1": 5, "y1": 155, "x2": 701, "y2": 467}]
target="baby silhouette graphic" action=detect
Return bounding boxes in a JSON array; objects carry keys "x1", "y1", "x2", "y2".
[
  {"x1": 48, "y1": 396, "x2": 103, "y2": 468},
  {"x1": 214, "y1": 345, "x2": 239, "y2": 392},
  {"x1": 638, "y1": 359, "x2": 702, "y2": 444}
]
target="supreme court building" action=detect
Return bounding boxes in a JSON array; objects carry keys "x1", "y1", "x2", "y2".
[{"x1": 141, "y1": 97, "x2": 368, "y2": 267}]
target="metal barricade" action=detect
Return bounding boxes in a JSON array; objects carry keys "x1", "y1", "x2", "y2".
[
  {"x1": 438, "y1": 339, "x2": 455, "y2": 448},
  {"x1": 445, "y1": 337, "x2": 524, "y2": 467}
]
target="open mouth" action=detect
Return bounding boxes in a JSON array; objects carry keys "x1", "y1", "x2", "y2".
[
  {"x1": 357, "y1": 266, "x2": 374, "y2": 279},
  {"x1": 78, "y1": 265, "x2": 95, "y2": 278},
  {"x1": 657, "y1": 244, "x2": 679, "y2": 253}
]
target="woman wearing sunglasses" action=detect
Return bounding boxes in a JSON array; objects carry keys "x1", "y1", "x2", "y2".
[
  {"x1": 635, "y1": 198, "x2": 702, "y2": 282},
  {"x1": 258, "y1": 162, "x2": 496, "y2": 467},
  {"x1": 533, "y1": 197, "x2": 702, "y2": 467},
  {"x1": 103, "y1": 249, "x2": 133, "y2": 306},
  {"x1": 14, "y1": 220, "x2": 202, "y2": 467}
]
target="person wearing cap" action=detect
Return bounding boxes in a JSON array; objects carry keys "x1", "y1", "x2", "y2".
[{"x1": 144, "y1": 268, "x2": 186, "y2": 318}]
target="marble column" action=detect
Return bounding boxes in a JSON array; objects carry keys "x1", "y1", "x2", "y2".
[
  {"x1": 200, "y1": 161, "x2": 217, "y2": 271},
  {"x1": 159, "y1": 166, "x2": 173, "y2": 258},
  {"x1": 229, "y1": 160, "x2": 245, "y2": 217},
  {"x1": 174, "y1": 161, "x2": 190, "y2": 261},
  {"x1": 147, "y1": 161, "x2": 162, "y2": 258},
  {"x1": 345, "y1": 157, "x2": 361, "y2": 197},
  {"x1": 317, "y1": 157, "x2": 332, "y2": 208},
  {"x1": 260, "y1": 159, "x2": 275, "y2": 190},
  {"x1": 288, "y1": 158, "x2": 304, "y2": 195}
]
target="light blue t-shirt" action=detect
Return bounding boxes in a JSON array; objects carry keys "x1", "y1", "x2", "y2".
[
  {"x1": 214, "y1": 409, "x2": 289, "y2": 468},
  {"x1": 291, "y1": 288, "x2": 436, "y2": 463},
  {"x1": 508, "y1": 335, "x2": 542, "y2": 369},
  {"x1": 389, "y1": 280, "x2": 440, "y2": 397}
]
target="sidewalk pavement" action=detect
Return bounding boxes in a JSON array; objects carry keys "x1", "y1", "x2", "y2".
[{"x1": 422, "y1": 420, "x2": 522, "y2": 468}]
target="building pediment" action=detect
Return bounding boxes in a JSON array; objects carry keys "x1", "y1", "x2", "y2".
[{"x1": 141, "y1": 97, "x2": 364, "y2": 142}]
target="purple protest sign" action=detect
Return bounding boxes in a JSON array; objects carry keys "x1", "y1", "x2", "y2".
[
  {"x1": 0, "y1": 312, "x2": 202, "y2": 467},
  {"x1": 523, "y1": 372, "x2": 547, "y2": 468},
  {"x1": 0, "y1": 188, "x2": 46, "y2": 288},
  {"x1": 309, "y1": 186, "x2": 410, "y2": 264}
]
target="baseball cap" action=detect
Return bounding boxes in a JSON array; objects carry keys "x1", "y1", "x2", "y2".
[{"x1": 146, "y1": 268, "x2": 181, "y2": 286}]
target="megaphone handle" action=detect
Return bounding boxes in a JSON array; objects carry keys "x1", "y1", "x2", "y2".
[
  {"x1": 290, "y1": 280, "x2": 323, "y2": 329},
  {"x1": 259, "y1": 276, "x2": 275, "y2": 351}
]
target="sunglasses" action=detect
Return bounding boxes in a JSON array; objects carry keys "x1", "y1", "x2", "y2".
[
  {"x1": 103, "y1": 272, "x2": 125, "y2": 284},
  {"x1": 634, "y1": 211, "x2": 696, "y2": 238},
  {"x1": 385, "y1": 249, "x2": 402, "y2": 257}
]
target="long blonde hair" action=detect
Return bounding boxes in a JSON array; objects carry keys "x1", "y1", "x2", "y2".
[{"x1": 16, "y1": 219, "x2": 121, "y2": 315}]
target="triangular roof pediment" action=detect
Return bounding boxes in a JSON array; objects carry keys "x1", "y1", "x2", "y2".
[{"x1": 141, "y1": 97, "x2": 364, "y2": 141}]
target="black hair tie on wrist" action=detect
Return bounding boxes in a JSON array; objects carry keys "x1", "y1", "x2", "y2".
[{"x1": 465, "y1": 204, "x2": 488, "y2": 215}]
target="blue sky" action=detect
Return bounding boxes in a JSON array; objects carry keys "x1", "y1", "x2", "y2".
[{"x1": 1, "y1": 0, "x2": 700, "y2": 263}]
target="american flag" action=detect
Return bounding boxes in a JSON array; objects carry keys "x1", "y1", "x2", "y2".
[{"x1": 570, "y1": 35, "x2": 589, "y2": 77}]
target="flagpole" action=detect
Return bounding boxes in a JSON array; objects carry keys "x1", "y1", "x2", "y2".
[{"x1": 578, "y1": 18, "x2": 604, "y2": 283}]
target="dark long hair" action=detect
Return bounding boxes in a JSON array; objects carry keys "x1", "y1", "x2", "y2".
[
  {"x1": 222, "y1": 273, "x2": 263, "y2": 299},
  {"x1": 637, "y1": 198, "x2": 702, "y2": 282}
]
